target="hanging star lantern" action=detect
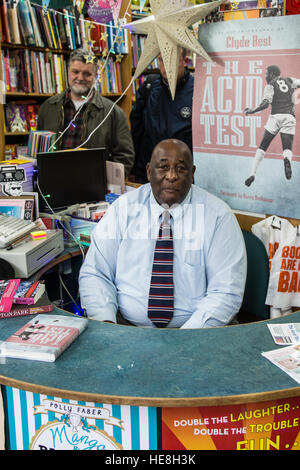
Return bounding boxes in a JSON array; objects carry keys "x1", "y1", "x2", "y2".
[{"x1": 125, "y1": 0, "x2": 226, "y2": 99}]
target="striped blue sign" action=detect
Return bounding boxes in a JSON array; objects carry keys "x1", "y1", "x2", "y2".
[{"x1": 3, "y1": 386, "x2": 158, "y2": 450}]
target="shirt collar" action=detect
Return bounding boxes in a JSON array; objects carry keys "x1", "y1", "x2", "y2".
[
  {"x1": 149, "y1": 186, "x2": 192, "y2": 222},
  {"x1": 64, "y1": 88, "x2": 95, "y2": 105}
]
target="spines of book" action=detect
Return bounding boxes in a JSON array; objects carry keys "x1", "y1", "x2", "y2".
[
  {"x1": 1, "y1": 48, "x2": 68, "y2": 94},
  {"x1": 0, "y1": 0, "x2": 128, "y2": 55},
  {"x1": 131, "y1": 33, "x2": 159, "y2": 70},
  {"x1": 27, "y1": 130, "x2": 56, "y2": 157},
  {"x1": 96, "y1": 57, "x2": 123, "y2": 95}
]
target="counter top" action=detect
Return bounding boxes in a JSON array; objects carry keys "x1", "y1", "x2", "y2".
[{"x1": 1, "y1": 308, "x2": 300, "y2": 407}]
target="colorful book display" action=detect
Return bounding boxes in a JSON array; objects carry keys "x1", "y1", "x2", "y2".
[{"x1": 0, "y1": 314, "x2": 88, "y2": 361}]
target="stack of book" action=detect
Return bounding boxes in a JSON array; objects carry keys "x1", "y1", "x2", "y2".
[
  {"x1": 27, "y1": 131, "x2": 57, "y2": 157},
  {"x1": 0, "y1": 279, "x2": 53, "y2": 319}
]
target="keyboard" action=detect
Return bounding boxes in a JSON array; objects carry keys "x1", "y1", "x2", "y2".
[{"x1": 0, "y1": 213, "x2": 37, "y2": 248}]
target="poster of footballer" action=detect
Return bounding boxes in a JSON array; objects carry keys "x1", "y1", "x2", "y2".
[{"x1": 192, "y1": 15, "x2": 300, "y2": 219}]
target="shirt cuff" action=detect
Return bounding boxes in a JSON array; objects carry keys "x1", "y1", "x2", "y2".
[{"x1": 86, "y1": 304, "x2": 117, "y2": 323}]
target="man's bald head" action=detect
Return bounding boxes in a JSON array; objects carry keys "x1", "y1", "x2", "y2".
[{"x1": 147, "y1": 139, "x2": 195, "y2": 207}]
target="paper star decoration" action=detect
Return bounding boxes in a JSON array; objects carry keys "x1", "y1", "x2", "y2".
[
  {"x1": 84, "y1": 51, "x2": 97, "y2": 64},
  {"x1": 125, "y1": 0, "x2": 226, "y2": 99}
]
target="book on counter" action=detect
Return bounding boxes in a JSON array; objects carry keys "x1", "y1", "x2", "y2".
[
  {"x1": 0, "y1": 292, "x2": 53, "y2": 319},
  {"x1": 0, "y1": 279, "x2": 21, "y2": 313},
  {"x1": 0, "y1": 313, "x2": 88, "y2": 362},
  {"x1": 13, "y1": 280, "x2": 45, "y2": 305}
]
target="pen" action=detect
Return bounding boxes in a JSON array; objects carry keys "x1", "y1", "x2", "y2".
[{"x1": 6, "y1": 234, "x2": 31, "y2": 251}]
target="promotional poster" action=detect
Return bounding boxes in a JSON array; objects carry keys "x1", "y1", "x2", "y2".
[{"x1": 192, "y1": 15, "x2": 300, "y2": 218}]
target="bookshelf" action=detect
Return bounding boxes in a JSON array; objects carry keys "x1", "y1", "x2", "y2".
[{"x1": 0, "y1": 1, "x2": 133, "y2": 160}]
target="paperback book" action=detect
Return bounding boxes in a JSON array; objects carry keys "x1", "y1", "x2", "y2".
[
  {"x1": 0, "y1": 314, "x2": 88, "y2": 362},
  {"x1": 13, "y1": 280, "x2": 45, "y2": 305},
  {"x1": 0, "y1": 293, "x2": 53, "y2": 319},
  {"x1": 0, "y1": 279, "x2": 21, "y2": 313}
]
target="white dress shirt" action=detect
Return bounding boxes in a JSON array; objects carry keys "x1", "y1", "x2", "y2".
[{"x1": 79, "y1": 184, "x2": 247, "y2": 328}]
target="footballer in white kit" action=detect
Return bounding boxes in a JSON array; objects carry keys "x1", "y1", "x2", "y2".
[{"x1": 244, "y1": 65, "x2": 300, "y2": 186}]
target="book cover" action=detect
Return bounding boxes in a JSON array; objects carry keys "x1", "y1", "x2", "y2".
[
  {"x1": 7, "y1": 4, "x2": 21, "y2": 44},
  {"x1": 46, "y1": 10, "x2": 57, "y2": 49},
  {"x1": 8, "y1": 54, "x2": 17, "y2": 92},
  {"x1": 14, "y1": 280, "x2": 45, "y2": 305},
  {"x1": 0, "y1": 0, "x2": 11, "y2": 43},
  {"x1": 0, "y1": 279, "x2": 21, "y2": 313},
  {"x1": 0, "y1": 292, "x2": 53, "y2": 319},
  {"x1": 29, "y1": 51, "x2": 39, "y2": 94},
  {"x1": 17, "y1": 0, "x2": 35, "y2": 46},
  {"x1": 67, "y1": 7, "x2": 76, "y2": 50},
  {"x1": 56, "y1": 9, "x2": 68, "y2": 49},
  {"x1": 5, "y1": 103, "x2": 28, "y2": 133},
  {"x1": 33, "y1": 4, "x2": 49, "y2": 47},
  {"x1": 50, "y1": 10, "x2": 62, "y2": 50},
  {"x1": 36, "y1": 4, "x2": 53, "y2": 48},
  {"x1": 62, "y1": 8, "x2": 73, "y2": 50},
  {"x1": 3, "y1": 49, "x2": 10, "y2": 92},
  {"x1": 27, "y1": 0, "x2": 44, "y2": 48},
  {"x1": 0, "y1": 313, "x2": 88, "y2": 362},
  {"x1": 24, "y1": 49, "x2": 33, "y2": 93},
  {"x1": 27, "y1": 104, "x2": 39, "y2": 131},
  {"x1": 192, "y1": 15, "x2": 300, "y2": 219}
]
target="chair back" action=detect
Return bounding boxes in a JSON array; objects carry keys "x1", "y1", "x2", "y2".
[{"x1": 239, "y1": 230, "x2": 270, "y2": 320}]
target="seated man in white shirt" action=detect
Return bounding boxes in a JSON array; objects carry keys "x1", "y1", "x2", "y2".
[{"x1": 79, "y1": 139, "x2": 247, "y2": 328}]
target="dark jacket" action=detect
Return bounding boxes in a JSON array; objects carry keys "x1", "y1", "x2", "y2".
[
  {"x1": 130, "y1": 68, "x2": 194, "y2": 182},
  {"x1": 37, "y1": 89, "x2": 134, "y2": 177}
]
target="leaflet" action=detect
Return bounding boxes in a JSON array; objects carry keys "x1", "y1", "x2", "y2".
[
  {"x1": 262, "y1": 344, "x2": 300, "y2": 385},
  {"x1": 267, "y1": 323, "x2": 300, "y2": 345}
]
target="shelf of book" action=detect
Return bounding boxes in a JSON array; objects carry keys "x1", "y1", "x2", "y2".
[
  {"x1": 4, "y1": 132, "x2": 29, "y2": 136},
  {"x1": 0, "y1": 1, "x2": 133, "y2": 160}
]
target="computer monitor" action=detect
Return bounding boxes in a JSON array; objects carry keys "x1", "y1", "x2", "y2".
[{"x1": 36, "y1": 148, "x2": 107, "y2": 212}]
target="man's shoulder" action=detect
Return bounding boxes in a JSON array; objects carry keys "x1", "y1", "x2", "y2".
[
  {"x1": 93, "y1": 92, "x2": 126, "y2": 116},
  {"x1": 121, "y1": 183, "x2": 151, "y2": 203},
  {"x1": 191, "y1": 185, "x2": 232, "y2": 214},
  {"x1": 42, "y1": 92, "x2": 66, "y2": 105}
]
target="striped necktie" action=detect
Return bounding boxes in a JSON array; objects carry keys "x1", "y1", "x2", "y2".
[{"x1": 148, "y1": 211, "x2": 174, "y2": 328}]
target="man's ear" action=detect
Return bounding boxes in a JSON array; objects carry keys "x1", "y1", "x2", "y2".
[{"x1": 146, "y1": 163, "x2": 151, "y2": 181}]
